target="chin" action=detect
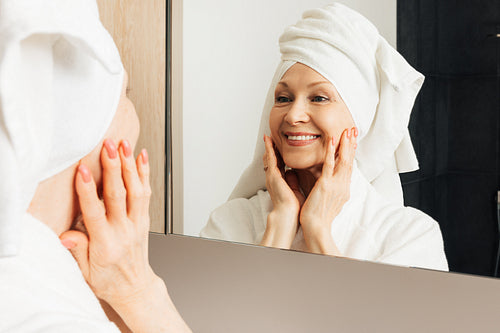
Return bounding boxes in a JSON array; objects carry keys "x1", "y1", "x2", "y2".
[{"x1": 283, "y1": 156, "x2": 321, "y2": 170}]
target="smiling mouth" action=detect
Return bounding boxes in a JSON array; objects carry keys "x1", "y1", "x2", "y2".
[
  {"x1": 284, "y1": 132, "x2": 320, "y2": 146},
  {"x1": 286, "y1": 135, "x2": 319, "y2": 141}
]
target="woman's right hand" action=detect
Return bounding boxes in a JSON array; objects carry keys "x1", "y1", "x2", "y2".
[
  {"x1": 259, "y1": 135, "x2": 305, "y2": 249},
  {"x1": 60, "y1": 139, "x2": 191, "y2": 333}
]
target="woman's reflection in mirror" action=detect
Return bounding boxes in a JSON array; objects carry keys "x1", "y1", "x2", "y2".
[{"x1": 201, "y1": 3, "x2": 448, "y2": 272}]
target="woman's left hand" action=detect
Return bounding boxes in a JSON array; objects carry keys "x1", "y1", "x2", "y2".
[{"x1": 299, "y1": 127, "x2": 358, "y2": 256}]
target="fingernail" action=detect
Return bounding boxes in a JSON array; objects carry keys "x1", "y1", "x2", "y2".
[
  {"x1": 78, "y1": 164, "x2": 92, "y2": 183},
  {"x1": 347, "y1": 129, "x2": 351, "y2": 138},
  {"x1": 331, "y1": 137, "x2": 335, "y2": 146},
  {"x1": 354, "y1": 127, "x2": 359, "y2": 137},
  {"x1": 121, "y1": 140, "x2": 132, "y2": 157},
  {"x1": 61, "y1": 239, "x2": 76, "y2": 250},
  {"x1": 104, "y1": 139, "x2": 117, "y2": 159},
  {"x1": 263, "y1": 134, "x2": 266, "y2": 142},
  {"x1": 141, "y1": 149, "x2": 148, "y2": 164},
  {"x1": 354, "y1": 143, "x2": 358, "y2": 149}
]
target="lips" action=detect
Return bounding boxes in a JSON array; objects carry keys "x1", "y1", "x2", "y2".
[{"x1": 284, "y1": 132, "x2": 320, "y2": 146}]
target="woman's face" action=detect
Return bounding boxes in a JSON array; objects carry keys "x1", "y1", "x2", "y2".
[
  {"x1": 83, "y1": 70, "x2": 140, "y2": 186},
  {"x1": 269, "y1": 63, "x2": 355, "y2": 172}
]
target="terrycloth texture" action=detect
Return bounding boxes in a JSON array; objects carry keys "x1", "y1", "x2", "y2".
[
  {"x1": 0, "y1": 213, "x2": 120, "y2": 332},
  {"x1": 0, "y1": 0, "x2": 124, "y2": 256},
  {"x1": 228, "y1": 3, "x2": 423, "y2": 204},
  {"x1": 201, "y1": 164, "x2": 449, "y2": 272}
]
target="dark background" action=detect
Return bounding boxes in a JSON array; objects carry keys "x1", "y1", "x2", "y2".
[{"x1": 398, "y1": 0, "x2": 500, "y2": 277}]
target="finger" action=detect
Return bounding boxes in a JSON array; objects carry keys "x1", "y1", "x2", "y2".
[
  {"x1": 75, "y1": 163, "x2": 106, "y2": 237},
  {"x1": 133, "y1": 149, "x2": 152, "y2": 224},
  {"x1": 335, "y1": 127, "x2": 357, "y2": 178},
  {"x1": 119, "y1": 140, "x2": 146, "y2": 221},
  {"x1": 60, "y1": 230, "x2": 90, "y2": 279},
  {"x1": 137, "y1": 149, "x2": 150, "y2": 187},
  {"x1": 263, "y1": 135, "x2": 278, "y2": 173},
  {"x1": 101, "y1": 139, "x2": 127, "y2": 220},
  {"x1": 321, "y1": 136, "x2": 336, "y2": 179}
]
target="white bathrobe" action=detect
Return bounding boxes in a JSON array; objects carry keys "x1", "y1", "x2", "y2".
[
  {"x1": 201, "y1": 164, "x2": 448, "y2": 272},
  {"x1": 0, "y1": 213, "x2": 120, "y2": 332}
]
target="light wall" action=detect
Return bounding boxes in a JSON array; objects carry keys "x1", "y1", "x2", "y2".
[
  {"x1": 181, "y1": 0, "x2": 397, "y2": 236},
  {"x1": 97, "y1": 0, "x2": 166, "y2": 233}
]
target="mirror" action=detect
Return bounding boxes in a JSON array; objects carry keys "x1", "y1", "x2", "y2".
[{"x1": 170, "y1": 0, "x2": 500, "y2": 278}]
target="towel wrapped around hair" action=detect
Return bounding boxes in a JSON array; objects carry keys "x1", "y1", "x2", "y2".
[
  {"x1": 0, "y1": 0, "x2": 123, "y2": 330},
  {"x1": 0, "y1": 0, "x2": 123, "y2": 257},
  {"x1": 201, "y1": 3, "x2": 448, "y2": 271}
]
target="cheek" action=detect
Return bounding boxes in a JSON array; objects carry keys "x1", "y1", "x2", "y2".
[
  {"x1": 315, "y1": 108, "x2": 354, "y2": 144},
  {"x1": 127, "y1": 102, "x2": 140, "y2": 150},
  {"x1": 114, "y1": 97, "x2": 140, "y2": 150},
  {"x1": 268, "y1": 108, "x2": 282, "y2": 141},
  {"x1": 315, "y1": 113, "x2": 341, "y2": 141}
]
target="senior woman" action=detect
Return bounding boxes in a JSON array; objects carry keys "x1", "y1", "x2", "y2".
[
  {"x1": 201, "y1": 3, "x2": 448, "y2": 271},
  {"x1": 0, "y1": 0, "x2": 190, "y2": 332}
]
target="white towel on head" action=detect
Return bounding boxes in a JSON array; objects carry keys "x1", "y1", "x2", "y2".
[
  {"x1": 0, "y1": 0, "x2": 124, "y2": 257},
  {"x1": 229, "y1": 3, "x2": 422, "y2": 203}
]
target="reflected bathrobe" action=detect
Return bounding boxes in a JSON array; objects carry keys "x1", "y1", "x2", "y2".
[
  {"x1": 0, "y1": 213, "x2": 119, "y2": 332},
  {"x1": 201, "y1": 165, "x2": 449, "y2": 272}
]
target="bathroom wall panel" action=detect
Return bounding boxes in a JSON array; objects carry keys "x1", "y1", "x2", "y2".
[
  {"x1": 402, "y1": 172, "x2": 499, "y2": 276},
  {"x1": 444, "y1": 173, "x2": 498, "y2": 276},
  {"x1": 399, "y1": 1, "x2": 499, "y2": 76},
  {"x1": 436, "y1": 1, "x2": 499, "y2": 76},
  {"x1": 401, "y1": 179, "x2": 420, "y2": 208},
  {"x1": 402, "y1": 176, "x2": 445, "y2": 226},
  {"x1": 396, "y1": 0, "x2": 419, "y2": 67},
  {"x1": 415, "y1": 0, "x2": 439, "y2": 75},
  {"x1": 399, "y1": 0, "x2": 500, "y2": 277},
  {"x1": 446, "y1": 77, "x2": 498, "y2": 174},
  {"x1": 418, "y1": 178, "x2": 437, "y2": 220},
  {"x1": 96, "y1": 0, "x2": 166, "y2": 233},
  {"x1": 397, "y1": 0, "x2": 438, "y2": 74}
]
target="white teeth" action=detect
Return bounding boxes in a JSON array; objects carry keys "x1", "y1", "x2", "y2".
[{"x1": 287, "y1": 135, "x2": 318, "y2": 141}]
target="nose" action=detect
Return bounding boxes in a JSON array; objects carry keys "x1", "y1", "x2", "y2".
[{"x1": 284, "y1": 100, "x2": 310, "y2": 125}]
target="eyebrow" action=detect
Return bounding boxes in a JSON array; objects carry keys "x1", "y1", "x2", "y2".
[{"x1": 307, "y1": 81, "x2": 331, "y2": 88}]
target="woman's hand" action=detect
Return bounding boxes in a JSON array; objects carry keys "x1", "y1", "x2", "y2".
[
  {"x1": 260, "y1": 135, "x2": 305, "y2": 249},
  {"x1": 60, "y1": 139, "x2": 191, "y2": 333},
  {"x1": 300, "y1": 127, "x2": 358, "y2": 256}
]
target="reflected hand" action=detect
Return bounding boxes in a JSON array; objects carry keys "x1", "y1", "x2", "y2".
[
  {"x1": 300, "y1": 128, "x2": 357, "y2": 256},
  {"x1": 260, "y1": 135, "x2": 305, "y2": 249}
]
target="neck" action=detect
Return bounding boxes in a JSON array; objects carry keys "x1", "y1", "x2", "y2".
[
  {"x1": 295, "y1": 165, "x2": 322, "y2": 197},
  {"x1": 27, "y1": 164, "x2": 79, "y2": 236}
]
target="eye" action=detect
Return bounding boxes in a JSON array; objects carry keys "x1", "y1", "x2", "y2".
[
  {"x1": 312, "y1": 96, "x2": 329, "y2": 102},
  {"x1": 275, "y1": 96, "x2": 292, "y2": 104}
]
